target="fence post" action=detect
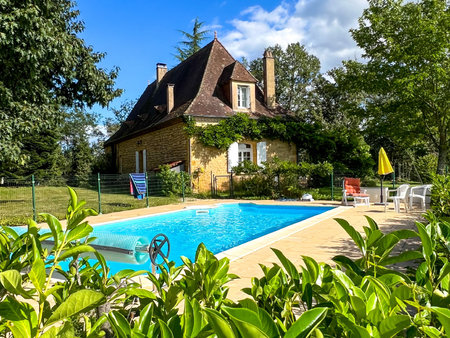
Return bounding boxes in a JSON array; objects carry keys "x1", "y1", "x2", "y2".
[
  {"x1": 181, "y1": 174, "x2": 185, "y2": 202},
  {"x1": 330, "y1": 170, "x2": 334, "y2": 201},
  {"x1": 145, "y1": 172, "x2": 149, "y2": 208},
  {"x1": 97, "y1": 173, "x2": 102, "y2": 214},
  {"x1": 31, "y1": 175, "x2": 37, "y2": 222}
]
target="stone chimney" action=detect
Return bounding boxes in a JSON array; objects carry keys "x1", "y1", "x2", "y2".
[
  {"x1": 263, "y1": 49, "x2": 275, "y2": 109},
  {"x1": 156, "y1": 63, "x2": 167, "y2": 84},
  {"x1": 167, "y1": 84, "x2": 174, "y2": 113}
]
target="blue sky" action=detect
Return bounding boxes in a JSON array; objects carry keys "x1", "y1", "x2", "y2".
[{"x1": 76, "y1": 0, "x2": 368, "y2": 121}]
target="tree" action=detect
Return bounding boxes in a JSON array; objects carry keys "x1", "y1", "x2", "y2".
[
  {"x1": 341, "y1": 0, "x2": 449, "y2": 173},
  {"x1": 0, "y1": 0, "x2": 121, "y2": 165},
  {"x1": 61, "y1": 109, "x2": 100, "y2": 185},
  {"x1": 104, "y1": 99, "x2": 136, "y2": 136},
  {"x1": 249, "y1": 43, "x2": 322, "y2": 121},
  {"x1": 175, "y1": 18, "x2": 209, "y2": 61}
]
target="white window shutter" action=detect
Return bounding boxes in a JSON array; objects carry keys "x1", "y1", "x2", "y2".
[
  {"x1": 257, "y1": 141, "x2": 267, "y2": 166},
  {"x1": 228, "y1": 142, "x2": 239, "y2": 172},
  {"x1": 142, "y1": 149, "x2": 147, "y2": 172},
  {"x1": 135, "y1": 151, "x2": 139, "y2": 173}
]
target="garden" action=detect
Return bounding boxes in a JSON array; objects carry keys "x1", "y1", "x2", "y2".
[{"x1": 0, "y1": 174, "x2": 448, "y2": 337}]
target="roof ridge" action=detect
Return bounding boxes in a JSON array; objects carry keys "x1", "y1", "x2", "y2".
[{"x1": 185, "y1": 39, "x2": 222, "y2": 116}]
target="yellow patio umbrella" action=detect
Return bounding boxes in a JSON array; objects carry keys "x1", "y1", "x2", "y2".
[{"x1": 378, "y1": 147, "x2": 394, "y2": 203}]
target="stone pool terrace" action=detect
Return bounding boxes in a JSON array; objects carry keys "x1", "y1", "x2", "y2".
[{"x1": 84, "y1": 200, "x2": 423, "y2": 301}]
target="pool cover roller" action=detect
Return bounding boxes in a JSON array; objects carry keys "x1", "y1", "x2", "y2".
[{"x1": 11, "y1": 227, "x2": 150, "y2": 265}]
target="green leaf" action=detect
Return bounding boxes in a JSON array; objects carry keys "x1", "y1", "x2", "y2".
[
  {"x1": 420, "y1": 326, "x2": 442, "y2": 338},
  {"x1": 379, "y1": 315, "x2": 410, "y2": 337},
  {"x1": 66, "y1": 222, "x2": 93, "y2": 242},
  {"x1": 364, "y1": 216, "x2": 379, "y2": 231},
  {"x1": 68, "y1": 186, "x2": 78, "y2": 213},
  {"x1": 40, "y1": 213, "x2": 63, "y2": 248},
  {"x1": 350, "y1": 295, "x2": 366, "y2": 321},
  {"x1": 0, "y1": 270, "x2": 32, "y2": 299},
  {"x1": 272, "y1": 248, "x2": 300, "y2": 282},
  {"x1": 302, "y1": 256, "x2": 320, "y2": 283},
  {"x1": 136, "y1": 303, "x2": 153, "y2": 334},
  {"x1": 108, "y1": 310, "x2": 131, "y2": 337},
  {"x1": 28, "y1": 256, "x2": 46, "y2": 292},
  {"x1": 41, "y1": 321, "x2": 75, "y2": 338},
  {"x1": 125, "y1": 289, "x2": 156, "y2": 299},
  {"x1": 416, "y1": 222, "x2": 432, "y2": 259},
  {"x1": 222, "y1": 306, "x2": 268, "y2": 337},
  {"x1": 1, "y1": 298, "x2": 37, "y2": 337},
  {"x1": 183, "y1": 298, "x2": 203, "y2": 337},
  {"x1": 47, "y1": 289, "x2": 105, "y2": 325},
  {"x1": 380, "y1": 250, "x2": 423, "y2": 266},
  {"x1": 335, "y1": 218, "x2": 365, "y2": 254},
  {"x1": 159, "y1": 319, "x2": 174, "y2": 338},
  {"x1": 203, "y1": 308, "x2": 236, "y2": 338},
  {"x1": 57, "y1": 245, "x2": 97, "y2": 262},
  {"x1": 284, "y1": 307, "x2": 327, "y2": 338},
  {"x1": 366, "y1": 229, "x2": 383, "y2": 248},
  {"x1": 332, "y1": 255, "x2": 365, "y2": 276},
  {"x1": 430, "y1": 307, "x2": 450, "y2": 335}
]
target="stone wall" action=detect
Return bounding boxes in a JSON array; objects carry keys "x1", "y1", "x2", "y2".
[
  {"x1": 190, "y1": 138, "x2": 297, "y2": 193},
  {"x1": 115, "y1": 122, "x2": 189, "y2": 173}
]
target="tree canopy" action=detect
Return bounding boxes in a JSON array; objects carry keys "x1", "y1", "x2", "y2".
[
  {"x1": 340, "y1": 0, "x2": 449, "y2": 173},
  {"x1": 249, "y1": 43, "x2": 322, "y2": 121},
  {"x1": 175, "y1": 18, "x2": 209, "y2": 62},
  {"x1": 0, "y1": 0, "x2": 122, "y2": 164}
]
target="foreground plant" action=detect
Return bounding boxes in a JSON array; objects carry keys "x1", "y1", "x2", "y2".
[{"x1": 1, "y1": 188, "x2": 449, "y2": 337}]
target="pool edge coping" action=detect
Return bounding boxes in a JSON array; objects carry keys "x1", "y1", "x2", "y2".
[{"x1": 214, "y1": 206, "x2": 348, "y2": 262}]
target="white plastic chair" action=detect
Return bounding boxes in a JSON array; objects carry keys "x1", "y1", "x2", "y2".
[
  {"x1": 388, "y1": 184, "x2": 410, "y2": 213},
  {"x1": 409, "y1": 184, "x2": 432, "y2": 211}
]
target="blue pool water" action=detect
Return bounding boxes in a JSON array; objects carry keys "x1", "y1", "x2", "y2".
[{"x1": 90, "y1": 203, "x2": 333, "y2": 274}]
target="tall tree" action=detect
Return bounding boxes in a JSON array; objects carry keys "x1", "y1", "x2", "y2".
[
  {"x1": 249, "y1": 43, "x2": 322, "y2": 121},
  {"x1": 175, "y1": 18, "x2": 209, "y2": 61},
  {"x1": 0, "y1": 0, "x2": 121, "y2": 165},
  {"x1": 341, "y1": 0, "x2": 449, "y2": 173}
]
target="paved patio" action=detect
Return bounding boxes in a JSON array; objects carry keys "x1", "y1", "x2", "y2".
[{"x1": 84, "y1": 199, "x2": 424, "y2": 301}]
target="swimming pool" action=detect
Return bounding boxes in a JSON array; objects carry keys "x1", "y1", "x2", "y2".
[{"x1": 91, "y1": 203, "x2": 334, "y2": 274}]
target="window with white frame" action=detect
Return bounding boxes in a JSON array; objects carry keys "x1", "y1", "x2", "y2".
[
  {"x1": 237, "y1": 85, "x2": 250, "y2": 108},
  {"x1": 238, "y1": 143, "x2": 252, "y2": 163}
]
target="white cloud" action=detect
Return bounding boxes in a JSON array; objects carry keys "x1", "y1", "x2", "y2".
[{"x1": 221, "y1": 0, "x2": 368, "y2": 71}]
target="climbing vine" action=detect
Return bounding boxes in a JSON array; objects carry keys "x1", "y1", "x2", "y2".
[{"x1": 184, "y1": 113, "x2": 375, "y2": 177}]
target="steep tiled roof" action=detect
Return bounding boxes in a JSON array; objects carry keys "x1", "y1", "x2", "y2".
[{"x1": 105, "y1": 39, "x2": 283, "y2": 146}]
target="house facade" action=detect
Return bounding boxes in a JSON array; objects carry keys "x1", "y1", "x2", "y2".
[{"x1": 104, "y1": 38, "x2": 296, "y2": 192}]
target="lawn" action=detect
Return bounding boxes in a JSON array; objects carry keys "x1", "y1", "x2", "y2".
[{"x1": 0, "y1": 186, "x2": 180, "y2": 226}]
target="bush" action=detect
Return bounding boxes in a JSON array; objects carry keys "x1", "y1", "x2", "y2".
[
  {"x1": 414, "y1": 154, "x2": 438, "y2": 183},
  {"x1": 233, "y1": 159, "x2": 333, "y2": 198},
  {"x1": 1, "y1": 189, "x2": 448, "y2": 336},
  {"x1": 157, "y1": 164, "x2": 191, "y2": 196},
  {"x1": 430, "y1": 174, "x2": 450, "y2": 218}
]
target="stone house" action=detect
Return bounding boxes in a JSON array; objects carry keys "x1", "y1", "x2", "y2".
[{"x1": 104, "y1": 38, "x2": 297, "y2": 192}]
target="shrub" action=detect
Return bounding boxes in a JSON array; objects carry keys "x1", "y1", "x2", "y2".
[
  {"x1": 157, "y1": 164, "x2": 191, "y2": 196},
  {"x1": 430, "y1": 174, "x2": 450, "y2": 218},
  {"x1": 1, "y1": 189, "x2": 448, "y2": 336}
]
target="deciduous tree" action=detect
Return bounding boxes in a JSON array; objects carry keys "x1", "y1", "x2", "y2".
[
  {"x1": 0, "y1": 0, "x2": 121, "y2": 165},
  {"x1": 341, "y1": 0, "x2": 449, "y2": 173}
]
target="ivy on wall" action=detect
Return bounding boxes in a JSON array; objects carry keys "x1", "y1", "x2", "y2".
[{"x1": 184, "y1": 113, "x2": 375, "y2": 177}]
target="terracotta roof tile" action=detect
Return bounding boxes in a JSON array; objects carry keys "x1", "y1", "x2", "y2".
[{"x1": 105, "y1": 39, "x2": 286, "y2": 146}]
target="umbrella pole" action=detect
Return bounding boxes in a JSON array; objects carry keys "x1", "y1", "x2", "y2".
[{"x1": 380, "y1": 176, "x2": 384, "y2": 203}]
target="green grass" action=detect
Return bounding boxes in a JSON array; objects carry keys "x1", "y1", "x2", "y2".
[{"x1": 0, "y1": 186, "x2": 180, "y2": 226}]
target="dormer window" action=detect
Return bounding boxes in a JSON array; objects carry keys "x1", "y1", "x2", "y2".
[{"x1": 237, "y1": 85, "x2": 250, "y2": 108}]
